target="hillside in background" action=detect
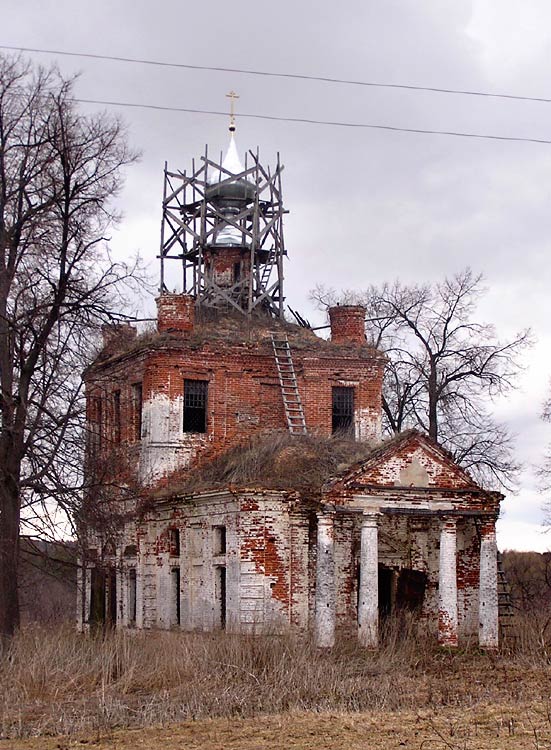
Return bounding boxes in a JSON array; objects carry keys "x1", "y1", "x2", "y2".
[{"x1": 18, "y1": 537, "x2": 76, "y2": 624}]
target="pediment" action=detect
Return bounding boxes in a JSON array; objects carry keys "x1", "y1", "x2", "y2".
[{"x1": 329, "y1": 430, "x2": 479, "y2": 492}]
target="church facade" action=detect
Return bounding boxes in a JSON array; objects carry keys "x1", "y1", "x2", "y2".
[{"x1": 78, "y1": 129, "x2": 502, "y2": 650}]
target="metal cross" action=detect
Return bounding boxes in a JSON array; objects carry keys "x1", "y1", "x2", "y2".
[{"x1": 226, "y1": 90, "x2": 239, "y2": 131}]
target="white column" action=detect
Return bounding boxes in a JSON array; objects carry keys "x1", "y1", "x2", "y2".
[
  {"x1": 315, "y1": 512, "x2": 335, "y2": 648},
  {"x1": 438, "y1": 516, "x2": 458, "y2": 647},
  {"x1": 479, "y1": 519, "x2": 499, "y2": 649},
  {"x1": 358, "y1": 512, "x2": 380, "y2": 649}
]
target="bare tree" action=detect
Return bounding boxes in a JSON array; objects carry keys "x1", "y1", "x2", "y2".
[
  {"x1": 538, "y1": 391, "x2": 551, "y2": 525},
  {"x1": 0, "y1": 54, "x2": 140, "y2": 640},
  {"x1": 312, "y1": 269, "x2": 531, "y2": 490}
]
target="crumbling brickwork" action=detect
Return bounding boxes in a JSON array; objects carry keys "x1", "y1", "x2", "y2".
[
  {"x1": 79, "y1": 298, "x2": 502, "y2": 650},
  {"x1": 86, "y1": 301, "x2": 385, "y2": 485}
]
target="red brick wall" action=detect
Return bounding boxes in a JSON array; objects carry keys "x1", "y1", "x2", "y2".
[
  {"x1": 329, "y1": 306, "x2": 366, "y2": 344},
  {"x1": 157, "y1": 294, "x2": 195, "y2": 333},
  {"x1": 85, "y1": 326, "x2": 385, "y2": 487}
]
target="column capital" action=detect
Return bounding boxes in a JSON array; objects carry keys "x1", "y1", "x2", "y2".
[
  {"x1": 361, "y1": 510, "x2": 382, "y2": 528},
  {"x1": 440, "y1": 515, "x2": 458, "y2": 530},
  {"x1": 316, "y1": 511, "x2": 335, "y2": 525}
]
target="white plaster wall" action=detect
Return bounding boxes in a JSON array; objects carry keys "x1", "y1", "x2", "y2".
[
  {"x1": 355, "y1": 406, "x2": 381, "y2": 443},
  {"x1": 139, "y1": 394, "x2": 207, "y2": 483},
  {"x1": 369, "y1": 447, "x2": 464, "y2": 487}
]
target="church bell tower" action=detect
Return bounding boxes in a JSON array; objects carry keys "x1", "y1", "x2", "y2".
[{"x1": 159, "y1": 93, "x2": 287, "y2": 317}]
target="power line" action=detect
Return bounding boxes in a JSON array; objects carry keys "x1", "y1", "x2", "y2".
[
  {"x1": 74, "y1": 97, "x2": 551, "y2": 145},
  {"x1": 3, "y1": 43, "x2": 551, "y2": 106}
]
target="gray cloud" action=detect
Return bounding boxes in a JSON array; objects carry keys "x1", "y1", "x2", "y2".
[{"x1": 5, "y1": 0, "x2": 551, "y2": 548}]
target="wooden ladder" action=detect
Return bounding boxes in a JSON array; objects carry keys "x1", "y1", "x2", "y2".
[{"x1": 270, "y1": 333, "x2": 307, "y2": 435}]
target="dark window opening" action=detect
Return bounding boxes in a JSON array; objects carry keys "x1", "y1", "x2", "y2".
[
  {"x1": 215, "y1": 566, "x2": 226, "y2": 630},
  {"x1": 128, "y1": 569, "x2": 137, "y2": 625},
  {"x1": 214, "y1": 525, "x2": 226, "y2": 555},
  {"x1": 183, "y1": 379, "x2": 208, "y2": 433},
  {"x1": 169, "y1": 528, "x2": 181, "y2": 557},
  {"x1": 132, "y1": 383, "x2": 143, "y2": 441},
  {"x1": 113, "y1": 390, "x2": 121, "y2": 443},
  {"x1": 332, "y1": 386, "x2": 355, "y2": 436},
  {"x1": 171, "y1": 567, "x2": 181, "y2": 626},
  {"x1": 123, "y1": 544, "x2": 137, "y2": 558},
  {"x1": 234, "y1": 262, "x2": 241, "y2": 283}
]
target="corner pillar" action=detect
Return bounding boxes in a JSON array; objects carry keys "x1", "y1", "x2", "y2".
[
  {"x1": 479, "y1": 518, "x2": 499, "y2": 650},
  {"x1": 358, "y1": 512, "x2": 380, "y2": 649},
  {"x1": 315, "y1": 512, "x2": 335, "y2": 648},
  {"x1": 438, "y1": 516, "x2": 458, "y2": 647}
]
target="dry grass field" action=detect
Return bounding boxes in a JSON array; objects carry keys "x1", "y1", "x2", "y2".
[
  {"x1": 1, "y1": 615, "x2": 551, "y2": 749},
  {"x1": 3, "y1": 704, "x2": 551, "y2": 750}
]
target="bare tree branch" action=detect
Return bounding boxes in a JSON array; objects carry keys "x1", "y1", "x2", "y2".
[{"x1": 0, "y1": 53, "x2": 144, "y2": 640}]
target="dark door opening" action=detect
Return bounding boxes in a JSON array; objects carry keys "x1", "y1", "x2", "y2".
[
  {"x1": 128, "y1": 569, "x2": 137, "y2": 625},
  {"x1": 378, "y1": 565, "x2": 393, "y2": 618},
  {"x1": 215, "y1": 566, "x2": 227, "y2": 629},
  {"x1": 171, "y1": 567, "x2": 181, "y2": 626},
  {"x1": 107, "y1": 568, "x2": 117, "y2": 625},
  {"x1": 90, "y1": 568, "x2": 106, "y2": 626},
  {"x1": 396, "y1": 569, "x2": 427, "y2": 612}
]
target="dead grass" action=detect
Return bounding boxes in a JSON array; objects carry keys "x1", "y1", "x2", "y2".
[
  {"x1": 1, "y1": 614, "x2": 551, "y2": 742},
  {"x1": 160, "y1": 430, "x2": 378, "y2": 496},
  {"x1": 4, "y1": 705, "x2": 551, "y2": 750}
]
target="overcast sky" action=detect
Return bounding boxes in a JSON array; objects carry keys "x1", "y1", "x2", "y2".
[{"x1": 5, "y1": 0, "x2": 551, "y2": 551}]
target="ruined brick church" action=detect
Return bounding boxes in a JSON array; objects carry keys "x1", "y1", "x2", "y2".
[{"x1": 78, "y1": 115, "x2": 502, "y2": 649}]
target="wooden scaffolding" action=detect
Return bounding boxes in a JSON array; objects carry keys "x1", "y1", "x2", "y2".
[{"x1": 159, "y1": 146, "x2": 287, "y2": 318}]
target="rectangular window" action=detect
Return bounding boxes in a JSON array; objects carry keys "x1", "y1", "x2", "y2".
[
  {"x1": 113, "y1": 390, "x2": 121, "y2": 443},
  {"x1": 332, "y1": 386, "x2": 355, "y2": 436},
  {"x1": 128, "y1": 569, "x2": 137, "y2": 625},
  {"x1": 183, "y1": 379, "x2": 208, "y2": 433},
  {"x1": 213, "y1": 526, "x2": 226, "y2": 555},
  {"x1": 169, "y1": 528, "x2": 181, "y2": 557},
  {"x1": 132, "y1": 383, "x2": 143, "y2": 441}
]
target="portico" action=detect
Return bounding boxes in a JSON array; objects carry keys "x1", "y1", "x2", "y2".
[{"x1": 315, "y1": 431, "x2": 502, "y2": 650}]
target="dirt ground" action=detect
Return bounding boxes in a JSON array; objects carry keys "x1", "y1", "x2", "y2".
[{"x1": 2, "y1": 702, "x2": 550, "y2": 750}]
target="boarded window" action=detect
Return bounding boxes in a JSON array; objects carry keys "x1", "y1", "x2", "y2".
[
  {"x1": 132, "y1": 383, "x2": 143, "y2": 441},
  {"x1": 183, "y1": 379, "x2": 208, "y2": 433},
  {"x1": 332, "y1": 386, "x2": 355, "y2": 436}
]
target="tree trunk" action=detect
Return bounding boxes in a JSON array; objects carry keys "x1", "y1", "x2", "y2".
[
  {"x1": 428, "y1": 360, "x2": 438, "y2": 442},
  {"x1": 0, "y1": 470, "x2": 21, "y2": 641}
]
